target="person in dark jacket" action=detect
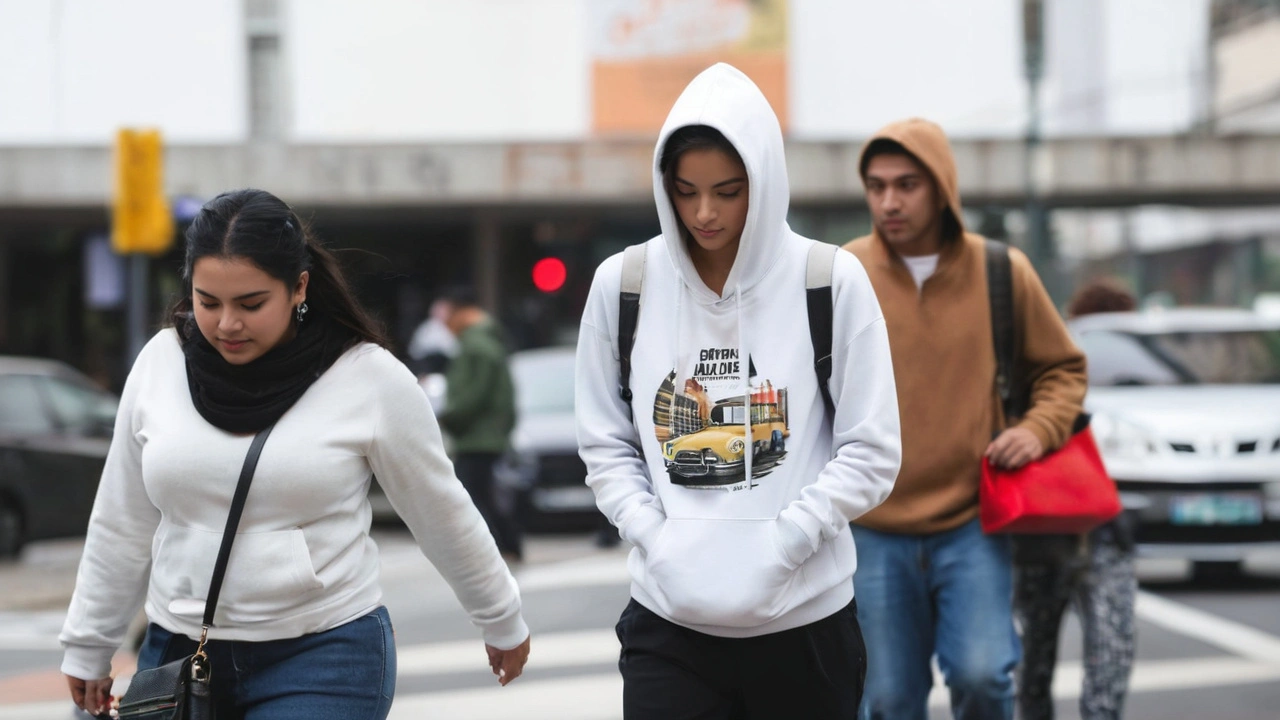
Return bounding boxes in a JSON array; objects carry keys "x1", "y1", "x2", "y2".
[{"x1": 438, "y1": 286, "x2": 522, "y2": 562}]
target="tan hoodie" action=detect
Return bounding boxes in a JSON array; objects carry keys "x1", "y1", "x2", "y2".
[{"x1": 844, "y1": 118, "x2": 1086, "y2": 535}]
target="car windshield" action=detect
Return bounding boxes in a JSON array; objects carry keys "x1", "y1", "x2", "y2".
[
  {"x1": 510, "y1": 351, "x2": 575, "y2": 415},
  {"x1": 1077, "y1": 329, "x2": 1280, "y2": 386}
]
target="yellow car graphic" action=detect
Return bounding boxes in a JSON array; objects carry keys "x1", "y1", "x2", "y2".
[{"x1": 662, "y1": 397, "x2": 787, "y2": 486}]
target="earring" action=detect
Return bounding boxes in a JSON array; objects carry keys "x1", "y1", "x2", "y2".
[{"x1": 296, "y1": 301, "x2": 309, "y2": 324}]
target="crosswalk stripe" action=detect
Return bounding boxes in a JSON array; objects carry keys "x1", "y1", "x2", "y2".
[
  {"x1": 1135, "y1": 590, "x2": 1280, "y2": 664},
  {"x1": 398, "y1": 628, "x2": 618, "y2": 675}
]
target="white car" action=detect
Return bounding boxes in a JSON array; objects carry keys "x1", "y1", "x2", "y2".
[{"x1": 1070, "y1": 307, "x2": 1280, "y2": 576}]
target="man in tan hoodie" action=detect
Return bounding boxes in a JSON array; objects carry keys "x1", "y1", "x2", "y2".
[{"x1": 843, "y1": 118, "x2": 1086, "y2": 720}]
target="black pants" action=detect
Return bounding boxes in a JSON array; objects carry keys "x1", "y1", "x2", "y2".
[
  {"x1": 454, "y1": 451, "x2": 523, "y2": 559},
  {"x1": 616, "y1": 598, "x2": 866, "y2": 719}
]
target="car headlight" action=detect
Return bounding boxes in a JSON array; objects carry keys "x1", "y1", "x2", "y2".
[
  {"x1": 1091, "y1": 412, "x2": 1157, "y2": 460},
  {"x1": 727, "y1": 437, "x2": 745, "y2": 455}
]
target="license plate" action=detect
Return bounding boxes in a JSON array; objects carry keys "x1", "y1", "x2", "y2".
[
  {"x1": 1169, "y1": 494, "x2": 1263, "y2": 526},
  {"x1": 532, "y1": 486, "x2": 597, "y2": 511}
]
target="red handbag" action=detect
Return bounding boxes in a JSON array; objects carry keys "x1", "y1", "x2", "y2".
[
  {"x1": 979, "y1": 241, "x2": 1122, "y2": 534},
  {"x1": 979, "y1": 419, "x2": 1122, "y2": 534}
]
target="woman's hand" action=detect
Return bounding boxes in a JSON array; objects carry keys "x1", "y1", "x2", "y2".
[
  {"x1": 66, "y1": 674, "x2": 114, "y2": 717},
  {"x1": 485, "y1": 635, "x2": 531, "y2": 686}
]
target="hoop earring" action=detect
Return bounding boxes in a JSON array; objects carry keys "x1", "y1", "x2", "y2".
[{"x1": 296, "y1": 301, "x2": 309, "y2": 324}]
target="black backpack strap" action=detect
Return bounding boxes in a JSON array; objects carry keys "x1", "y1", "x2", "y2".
[
  {"x1": 203, "y1": 424, "x2": 274, "y2": 629},
  {"x1": 618, "y1": 244, "x2": 647, "y2": 408},
  {"x1": 806, "y1": 243, "x2": 838, "y2": 419},
  {"x1": 985, "y1": 239, "x2": 1024, "y2": 422}
]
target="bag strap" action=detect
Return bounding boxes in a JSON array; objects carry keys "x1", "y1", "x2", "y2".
[
  {"x1": 618, "y1": 243, "x2": 647, "y2": 409},
  {"x1": 806, "y1": 242, "x2": 838, "y2": 419},
  {"x1": 985, "y1": 239, "x2": 1026, "y2": 421},
  {"x1": 203, "y1": 424, "x2": 275, "y2": 628}
]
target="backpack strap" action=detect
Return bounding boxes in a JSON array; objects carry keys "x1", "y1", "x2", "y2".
[
  {"x1": 618, "y1": 241, "x2": 838, "y2": 419},
  {"x1": 618, "y1": 243, "x2": 647, "y2": 408},
  {"x1": 806, "y1": 242, "x2": 839, "y2": 419},
  {"x1": 985, "y1": 239, "x2": 1024, "y2": 421}
]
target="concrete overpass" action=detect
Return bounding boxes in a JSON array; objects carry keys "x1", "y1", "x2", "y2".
[{"x1": 2, "y1": 135, "x2": 1280, "y2": 213}]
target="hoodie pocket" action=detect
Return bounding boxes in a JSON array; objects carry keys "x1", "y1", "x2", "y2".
[
  {"x1": 153, "y1": 521, "x2": 324, "y2": 625},
  {"x1": 641, "y1": 517, "x2": 806, "y2": 628}
]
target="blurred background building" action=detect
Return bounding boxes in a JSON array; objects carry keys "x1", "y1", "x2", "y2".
[{"x1": 2, "y1": 0, "x2": 1279, "y2": 389}]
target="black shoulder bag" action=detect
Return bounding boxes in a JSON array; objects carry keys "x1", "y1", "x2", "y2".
[{"x1": 115, "y1": 425, "x2": 274, "y2": 720}]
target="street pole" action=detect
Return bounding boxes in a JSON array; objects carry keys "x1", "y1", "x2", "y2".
[
  {"x1": 126, "y1": 254, "x2": 149, "y2": 365},
  {"x1": 1023, "y1": 0, "x2": 1060, "y2": 303}
]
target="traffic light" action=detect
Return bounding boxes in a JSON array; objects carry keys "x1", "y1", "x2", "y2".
[
  {"x1": 532, "y1": 257, "x2": 567, "y2": 293},
  {"x1": 111, "y1": 128, "x2": 174, "y2": 255}
]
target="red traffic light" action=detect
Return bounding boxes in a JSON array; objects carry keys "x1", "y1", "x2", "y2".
[{"x1": 532, "y1": 257, "x2": 567, "y2": 293}]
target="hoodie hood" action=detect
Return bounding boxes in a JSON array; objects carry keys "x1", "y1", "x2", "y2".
[
  {"x1": 653, "y1": 63, "x2": 790, "y2": 303},
  {"x1": 859, "y1": 118, "x2": 967, "y2": 241}
]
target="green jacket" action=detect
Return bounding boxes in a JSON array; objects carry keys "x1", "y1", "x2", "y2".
[{"x1": 438, "y1": 319, "x2": 516, "y2": 454}]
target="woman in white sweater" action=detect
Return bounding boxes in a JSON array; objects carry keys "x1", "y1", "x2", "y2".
[{"x1": 60, "y1": 188, "x2": 531, "y2": 718}]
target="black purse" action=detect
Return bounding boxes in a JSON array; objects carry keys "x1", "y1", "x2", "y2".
[{"x1": 115, "y1": 426, "x2": 274, "y2": 720}]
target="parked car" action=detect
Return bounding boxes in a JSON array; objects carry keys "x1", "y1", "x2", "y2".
[
  {"x1": 371, "y1": 346, "x2": 601, "y2": 531},
  {"x1": 0, "y1": 356, "x2": 119, "y2": 557},
  {"x1": 1070, "y1": 308, "x2": 1280, "y2": 576},
  {"x1": 495, "y1": 346, "x2": 602, "y2": 531}
]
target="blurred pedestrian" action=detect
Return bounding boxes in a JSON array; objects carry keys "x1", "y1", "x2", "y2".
[
  {"x1": 407, "y1": 295, "x2": 459, "y2": 376},
  {"x1": 843, "y1": 119, "x2": 1087, "y2": 720},
  {"x1": 1014, "y1": 277, "x2": 1138, "y2": 720},
  {"x1": 576, "y1": 63, "x2": 901, "y2": 718},
  {"x1": 59, "y1": 189, "x2": 530, "y2": 719},
  {"x1": 437, "y1": 286, "x2": 523, "y2": 562}
]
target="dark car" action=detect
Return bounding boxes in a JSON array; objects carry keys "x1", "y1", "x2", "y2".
[
  {"x1": 495, "y1": 346, "x2": 602, "y2": 531},
  {"x1": 0, "y1": 357, "x2": 118, "y2": 557}
]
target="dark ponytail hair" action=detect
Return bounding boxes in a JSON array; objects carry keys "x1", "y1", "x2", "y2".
[
  {"x1": 167, "y1": 188, "x2": 390, "y2": 349},
  {"x1": 658, "y1": 125, "x2": 745, "y2": 244}
]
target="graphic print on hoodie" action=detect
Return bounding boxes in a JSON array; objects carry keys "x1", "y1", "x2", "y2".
[
  {"x1": 574, "y1": 63, "x2": 901, "y2": 637},
  {"x1": 655, "y1": 359, "x2": 789, "y2": 489}
]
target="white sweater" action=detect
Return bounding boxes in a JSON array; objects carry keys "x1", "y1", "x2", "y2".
[
  {"x1": 575, "y1": 64, "x2": 902, "y2": 638},
  {"x1": 60, "y1": 330, "x2": 528, "y2": 680}
]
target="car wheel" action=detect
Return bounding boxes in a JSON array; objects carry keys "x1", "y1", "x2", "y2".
[
  {"x1": 0, "y1": 498, "x2": 22, "y2": 559},
  {"x1": 1192, "y1": 560, "x2": 1243, "y2": 584}
]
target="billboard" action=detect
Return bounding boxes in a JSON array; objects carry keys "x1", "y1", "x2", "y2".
[{"x1": 589, "y1": 0, "x2": 788, "y2": 136}]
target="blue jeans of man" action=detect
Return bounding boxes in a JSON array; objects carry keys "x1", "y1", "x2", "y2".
[
  {"x1": 134, "y1": 606, "x2": 396, "y2": 720},
  {"x1": 852, "y1": 519, "x2": 1019, "y2": 720}
]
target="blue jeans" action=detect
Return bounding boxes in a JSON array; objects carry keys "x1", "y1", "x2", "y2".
[
  {"x1": 852, "y1": 519, "x2": 1019, "y2": 720},
  {"x1": 135, "y1": 606, "x2": 396, "y2": 720}
]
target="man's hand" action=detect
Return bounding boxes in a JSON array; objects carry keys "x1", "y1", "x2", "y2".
[
  {"x1": 985, "y1": 427, "x2": 1045, "y2": 470},
  {"x1": 485, "y1": 635, "x2": 531, "y2": 686},
  {"x1": 66, "y1": 674, "x2": 113, "y2": 717}
]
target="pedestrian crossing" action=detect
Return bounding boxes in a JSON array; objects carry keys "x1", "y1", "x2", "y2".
[
  {"x1": 4, "y1": 548, "x2": 1280, "y2": 720},
  {"x1": 5, "y1": 625, "x2": 1280, "y2": 720}
]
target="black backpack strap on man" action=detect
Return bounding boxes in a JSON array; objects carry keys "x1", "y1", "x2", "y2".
[
  {"x1": 985, "y1": 238, "x2": 1025, "y2": 421},
  {"x1": 617, "y1": 241, "x2": 839, "y2": 418}
]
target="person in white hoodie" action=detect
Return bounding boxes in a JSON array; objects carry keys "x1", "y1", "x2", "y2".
[
  {"x1": 575, "y1": 63, "x2": 902, "y2": 718},
  {"x1": 60, "y1": 189, "x2": 530, "y2": 719}
]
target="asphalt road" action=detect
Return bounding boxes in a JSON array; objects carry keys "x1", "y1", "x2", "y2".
[{"x1": 1, "y1": 531, "x2": 1278, "y2": 719}]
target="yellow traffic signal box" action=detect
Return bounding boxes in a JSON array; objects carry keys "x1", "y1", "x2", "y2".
[{"x1": 111, "y1": 128, "x2": 174, "y2": 255}]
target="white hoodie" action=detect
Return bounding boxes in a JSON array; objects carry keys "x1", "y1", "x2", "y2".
[{"x1": 575, "y1": 64, "x2": 902, "y2": 637}]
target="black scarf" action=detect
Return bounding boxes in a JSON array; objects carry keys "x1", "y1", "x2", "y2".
[{"x1": 179, "y1": 311, "x2": 353, "y2": 434}]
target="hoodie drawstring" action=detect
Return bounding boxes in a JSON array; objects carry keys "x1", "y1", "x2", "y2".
[{"x1": 737, "y1": 289, "x2": 754, "y2": 489}]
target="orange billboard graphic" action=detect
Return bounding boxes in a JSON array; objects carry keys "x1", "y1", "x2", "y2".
[{"x1": 590, "y1": 0, "x2": 788, "y2": 136}]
